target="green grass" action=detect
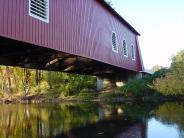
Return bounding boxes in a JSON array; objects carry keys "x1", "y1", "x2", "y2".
[{"x1": 120, "y1": 78, "x2": 153, "y2": 97}]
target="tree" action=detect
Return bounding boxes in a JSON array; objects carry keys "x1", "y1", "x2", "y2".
[
  {"x1": 105, "y1": 0, "x2": 115, "y2": 9},
  {"x1": 153, "y1": 50, "x2": 184, "y2": 95},
  {"x1": 6, "y1": 66, "x2": 12, "y2": 96},
  {"x1": 171, "y1": 50, "x2": 184, "y2": 78},
  {"x1": 106, "y1": 0, "x2": 113, "y2": 6},
  {"x1": 23, "y1": 68, "x2": 31, "y2": 95},
  {"x1": 151, "y1": 65, "x2": 164, "y2": 72},
  {"x1": 0, "y1": 66, "x2": 5, "y2": 96},
  {"x1": 151, "y1": 68, "x2": 169, "y2": 81},
  {"x1": 0, "y1": 64, "x2": 96, "y2": 99}
]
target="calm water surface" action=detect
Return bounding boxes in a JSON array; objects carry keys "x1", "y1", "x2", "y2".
[{"x1": 0, "y1": 102, "x2": 184, "y2": 138}]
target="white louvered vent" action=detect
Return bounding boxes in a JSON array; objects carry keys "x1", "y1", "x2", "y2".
[
  {"x1": 123, "y1": 40, "x2": 128, "y2": 57},
  {"x1": 29, "y1": 0, "x2": 49, "y2": 23},
  {"x1": 131, "y1": 45, "x2": 136, "y2": 60},
  {"x1": 112, "y1": 32, "x2": 118, "y2": 53}
]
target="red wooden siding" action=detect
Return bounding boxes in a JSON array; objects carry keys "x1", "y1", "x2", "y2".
[{"x1": 0, "y1": 0, "x2": 143, "y2": 72}]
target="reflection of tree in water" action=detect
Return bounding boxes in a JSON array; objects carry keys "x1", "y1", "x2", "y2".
[
  {"x1": 0, "y1": 102, "x2": 156, "y2": 138},
  {"x1": 154, "y1": 102, "x2": 184, "y2": 135},
  {"x1": 179, "y1": 130, "x2": 184, "y2": 138},
  {"x1": 0, "y1": 103, "x2": 100, "y2": 138}
]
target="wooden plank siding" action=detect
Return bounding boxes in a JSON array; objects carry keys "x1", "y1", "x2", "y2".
[{"x1": 0, "y1": 0, "x2": 143, "y2": 72}]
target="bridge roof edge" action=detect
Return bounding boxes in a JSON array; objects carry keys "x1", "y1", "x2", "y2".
[{"x1": 98, "y1": 0, "x2": 140, "y2": 36}]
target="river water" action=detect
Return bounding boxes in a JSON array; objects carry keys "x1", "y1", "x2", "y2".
[{"x1": 0, "y1": 101, "x2": 184, "y2": 138}]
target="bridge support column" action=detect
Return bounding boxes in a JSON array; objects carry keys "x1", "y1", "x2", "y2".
[
  {"x1": 127, "y1": 72, "x2": 146, "y2": 81},
  {"x1": 97, "y1": 77, "x2": 103, "y2": 90},
  {"x1": 97, "y1": 77, "x2": 125, "y2": 90},
  {"x1": 97, "y1": 78, "x2": 114, "y2": 90},
  {"x1": 115, "y1": 81, "x2": 124, "y2": 87}
]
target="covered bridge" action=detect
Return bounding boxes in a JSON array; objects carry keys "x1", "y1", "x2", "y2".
[{"x1": 0, "y1": 0, "x2": 144, "y2": 80}]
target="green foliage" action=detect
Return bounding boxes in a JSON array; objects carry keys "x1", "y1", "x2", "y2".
[
  {"x1": 122, "y1": 102, "x2": 155, "y2": 119},
  {"x1": 120, "y1": 78, "x2": 152, "y2": 97},
  {"x1": 153, "y1": 71, "x2": 184, "y2": 95},
  {"x1": 0, "y1": 66, "x2": 96, "y2": 98},
  {"x1": 151, "y1": 68, "x2": 169, "y2": 81},
  {"x1": 31, "y1": 81, "x2": 50, "y2": 94},
  {"x1": 119, "y1": 49, "x2": 184, "y2": 97},
  {"x1": 153, "y1": 50, "x2": 184, "y2": 96},
  {"x1": 99, "y1": 91, "x2": 125, "y2": 100},
  {"x1": 78, "y1": 92, "x2": 95, "y2": 101},
  {"x1": 48, "y1": 72, "x2": 96, "y2": 97},
  {"x1": 152, "y1": 65, "x2": 164, "y2": 72},
  {"x1": 171, "y1": 50, "x2": 184, "y2": 67}
]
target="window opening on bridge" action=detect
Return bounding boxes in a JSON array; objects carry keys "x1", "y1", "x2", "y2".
[
  {"x1": 29, "y1": 0, "x2": 49, "y2": 23},
  {"x1": 123, "y1": 39, "x2": 128, "y2": 57},
  {"x1": 131, "y1": 44, "x2": 136, "y2": 60},
  {"x1": 112, "y1": 32, "x2": 118, "y2": 53}
]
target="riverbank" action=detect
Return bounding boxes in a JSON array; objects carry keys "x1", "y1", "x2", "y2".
[{"x1": 1, "y1": 89, "x2": 183, "y2": 104}]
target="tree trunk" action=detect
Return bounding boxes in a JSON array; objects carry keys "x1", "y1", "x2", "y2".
[
  {"x1": 24, "y1": 68, "x2": 30, "y2": 96},
  {"x1": 0, "y1": 67, "x2": 5, "y2": 96},
  {"x1": 1, "y1": 79, "x2": 3, "y2": 94},
  {"x1": 48, "y1": 72, "x2": 52, "y2": 89},
  {"x1": 6, "y1": 66, "x2": 12, "y2": 96},
  {"x1": 36, "y1": 69, "x2": 39, "y2": 85}
]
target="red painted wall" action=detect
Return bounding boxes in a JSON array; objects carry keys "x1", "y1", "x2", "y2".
[{"x1": 0, "y1": 0, "x2": 143, "y2": 72}]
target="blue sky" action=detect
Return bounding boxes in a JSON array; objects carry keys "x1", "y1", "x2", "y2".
[{"x1": 110, "y1": 0, "x2": 184, "y2": 69}]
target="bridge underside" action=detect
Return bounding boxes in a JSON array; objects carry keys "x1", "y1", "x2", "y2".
[{"x1": 0, "y1": 37, "x2": 136, "y2": 80}]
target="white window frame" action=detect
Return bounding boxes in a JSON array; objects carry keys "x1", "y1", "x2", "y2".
[
  {"x1": 122, "y1": 39, "x2": 128, "y2": 57},
  {"x1": 111, "y1": 32, "x2": 118, "y2": 53},
  {"x1": 131, "y1": 44, "x2": 136, "y2": 60},
  {"x1": 29, "y1": 0, "x2": 49, "y2": 23}
]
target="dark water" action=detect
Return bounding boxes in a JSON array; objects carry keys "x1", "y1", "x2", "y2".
[{"x1": 0, "y1": 102, "x2": 184, "y2": 138}]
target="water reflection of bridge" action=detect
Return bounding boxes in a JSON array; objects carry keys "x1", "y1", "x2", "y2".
[
  {"x1": 56, "y1": 104, "x2": 148, "y2": 138},
  {"x1": 1, "y1": 102, "x2": 184, "y2": 137},
  {"x1": 0, "y1": 103, "x2": 148, "y2": 138},
  {"x1": 56, "y1": 117, "x2": 147, "y2": 138}
]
